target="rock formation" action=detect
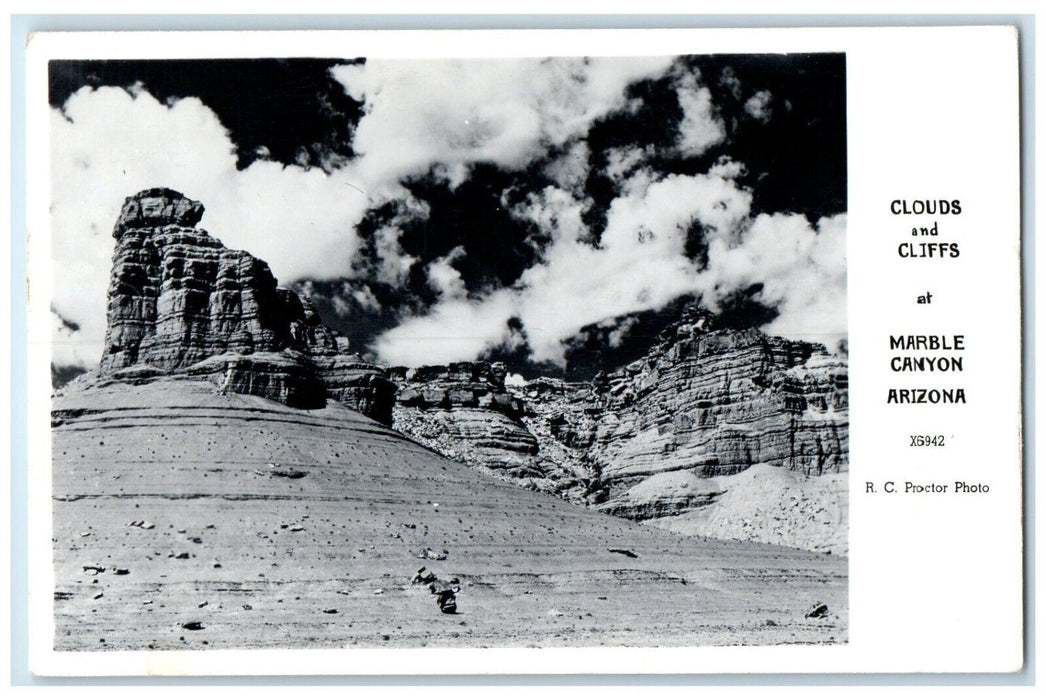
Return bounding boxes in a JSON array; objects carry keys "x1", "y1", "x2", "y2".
[
  {"x1": 389, "y1": 362, "x2": 538, "y2": 473},
  {"x1": 389, "y1": 307, "x2": 849, "y2": 547},
  {"x1": 82, "y1": 189, "x2": 847, "y2": 550},
  {"x1": 586, "y1": 308, "x2": 847, "y2": 481},
  {"x1": 94, "y1": 188, "x2": 394, "y2": 420},
  {"x1": 576, "y1": 308, "x2": 848, "y2": 524}
]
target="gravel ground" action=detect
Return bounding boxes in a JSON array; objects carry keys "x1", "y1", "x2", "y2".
[{"x1": 51, "y1": 378, "x2": 847, "y2": 651}]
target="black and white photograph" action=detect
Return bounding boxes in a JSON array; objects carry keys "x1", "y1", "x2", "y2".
[{"x1": 44, "y1": 49, "x2": 850, "y2": 652}]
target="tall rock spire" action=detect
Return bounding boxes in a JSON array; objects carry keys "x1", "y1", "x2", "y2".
[{"x1": 98, "y1": 188, "x2": 394, "y2": 420}]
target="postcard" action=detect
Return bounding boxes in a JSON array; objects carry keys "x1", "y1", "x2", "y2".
[{"x1": 23, "y1": 25, "x2": 1023, "y2": 676}]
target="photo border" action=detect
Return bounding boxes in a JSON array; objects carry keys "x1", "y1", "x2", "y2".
[{"x1": 9, "y1": 13, "x2": 1035, "y2": 686}]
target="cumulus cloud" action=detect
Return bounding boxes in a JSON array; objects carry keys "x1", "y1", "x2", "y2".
[
  {"x1": 375, "y1": 165, "x2": 845, "y2": 367},
  {"x1": 512, "y1": 185, "x2": 590, "y2": 246},
  {"x1": 50, "y1": 57, "x2": 846, "y2": 374},
  {"x1": 744, "y1": 89, "x2": 774, "y2": 123},
  {"x1": 603, "y1": 168, "x2": 752, "y2": 247},
  {"x1": 426, "y1": 246, "x2": 468, "y2": 299},
  {"x1": 331, "y1": 57, "x2": 674, "y2": 188},
  {"x1": 675, "y1": 71, "x2": 726, "y2": 156},
  {"x1": 350, "y1": 285, "x2": 382, "y2": 313},
  {"x1": 50, "y1": 58, "x2": 677, "y2": 369},
  {"x1": 602, "y1": 145, "x2": 650, "y2": 183},
  {"x1": 719, "y1": 66, "x2": 743, "y2": 100},
  {"x1": 371, "y1": 290, "x2": 517, "y2": 366},
  {"x1": 605, "y1": 316, "x2": 639, "y2": 349},
  {"x1": 696, "y1": 212, "x2": 847, "y2": 350},
  {"x1": 51, "y1": 86, "x2": 373, "y2": 366},
  {"x1": 511, "y1": 169, "x2": 754, "y2": 363},
  {"x1": 543, "y1": 140, "x2": 590, "y2": 194},
  {"x1": 765, "y1": 214, "x2": 847, "y2": 348}
]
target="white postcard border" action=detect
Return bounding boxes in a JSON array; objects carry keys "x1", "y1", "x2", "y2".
[{"x1": 25, "y1": 25, "x2": 1023, "y2": 676}]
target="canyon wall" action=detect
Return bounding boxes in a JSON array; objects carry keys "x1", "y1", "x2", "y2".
[{"x1": 389, "y1": 308, "x2": 848, "y2": 512}]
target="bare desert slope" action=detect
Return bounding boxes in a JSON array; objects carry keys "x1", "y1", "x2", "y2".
[{"x1": 52, "y1": 377, "x2": 846, "y2": 650}]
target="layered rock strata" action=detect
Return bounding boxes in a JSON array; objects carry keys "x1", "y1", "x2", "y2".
[
  {"x1": 588, "y1": 309, "x2": 848, "y2": 490},
  {"x1": 389, "y1": 309, "x2": 848, "y2": 531},
  {"x1": 390, "y1": 363, "x2": 535, "y2": 469},
  {"x1": 561, "y1": 310, "x2": 847, "y2": 521},
  {"x1": 95, "y1": 188, "x2": 394, "y2": 420},
  {"x1": 389, "y1": 364, "x2": 606, "y2": 502}
]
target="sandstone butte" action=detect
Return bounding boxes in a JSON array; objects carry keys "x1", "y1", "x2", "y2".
[
  {"x1": 50, "y1": 189, "x2": 848, "y2": 651},
  {"x1": 99, "y1": 187, "x2": 395, "y2": 420}
]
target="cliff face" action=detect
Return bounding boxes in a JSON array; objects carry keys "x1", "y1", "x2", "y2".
[
  {"x1": 388, "y1": 363, "x2": 602, "y2": 502},
  {"x1": 95, "y1": 188, "x2": 394, "y2": 420},
  {"x1": 388, "y1": 309, "x2": 848, "y2": 508},
  {"x1": 588, "y1": 309, "x2": 847, "y2": 486},
  {"x1": 388, "y1": 309, "x2": 848, "y2": 550},
  {"x1": 390, "y1": 364, "x2": 536, "y2": 469},
  {"x1": 572, "y1": 309, "x2": 848, "y2": 523}
]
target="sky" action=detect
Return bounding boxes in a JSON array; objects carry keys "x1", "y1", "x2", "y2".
[{"x1": 48, "y1": 54, "x2": 846, "y2": 380}]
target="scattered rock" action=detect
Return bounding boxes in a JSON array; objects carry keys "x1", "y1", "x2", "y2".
[
  {"x1": 323, "y1": 609, "x2": 338, "y2": 614},
  {"x1": 805, "y1": 602, "x2": 829, "y2": 619},
  {"x1": 411, "y1": 567, "x2": 437, "y2": 585},
  {"x1": 182, "y1": 621, "x2": 204, "y2": 631},
  {"x1": 270, "y1": 466, "x2": 308, "y2": 479},
  {"x1": 608, "y1": 548, "x2": 638, "y2": 558},
  {"x1": 421, "y1": 548, "x2": 448, "y2": 561},
  {"x1": 436, "y1": 589, "x2": 458, "y2": 614}
]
